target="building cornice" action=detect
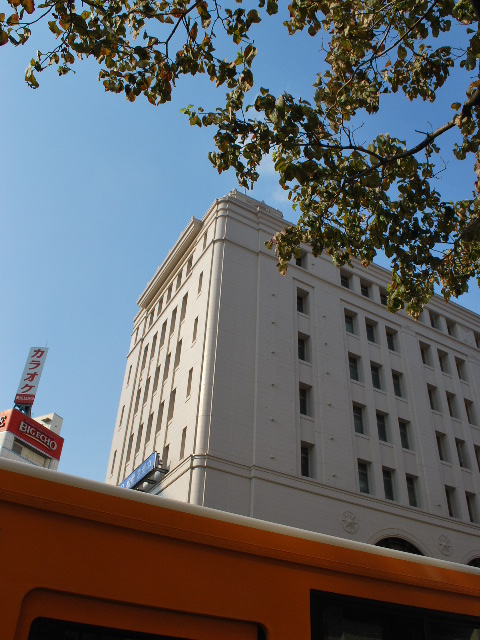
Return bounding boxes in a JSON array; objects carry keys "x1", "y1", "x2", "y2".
[{"x1": 137, "y1": 217, "x2": 203, "y2": 310}]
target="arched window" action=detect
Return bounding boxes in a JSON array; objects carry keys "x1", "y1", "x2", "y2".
[
  {"x1": 375, "y1": 537, "x2": 423, "y2": 555},
  {"x1": 467, "y1": 557, "x2": 480, "y2": 568}
]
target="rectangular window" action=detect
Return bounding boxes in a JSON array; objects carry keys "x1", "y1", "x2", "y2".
[
  {"x1": 298, "y1": 334, "x2": 309, "y2": 361},
  {"x1": 383, "y1": 468, "x2": 394, "y2": 501},
  {"x1": 399, "y1": 420, "x2": 410, "y2": 449},
  {"x1": 186, "y1": 255, "x2": 193, "y2": 275},
  {"x1": 156, "y1": 297, "x2": 163, "y2": 316},
  {"x1": 420, "y1": 343, "x2": 431, "y2": 366},
  {"x1": 446, "y1": 393, "x2": 457, "y2": 418},
  {"x1": 392, "y1": 372, "x2": 403, "y2": 398},
  {"x1": 349, "y1": 355, "x2": 360, "y2": 382},
  {"x1": 299, "y1": 385, "x2": 310, "y2": 416},
  {"x1": 110, "y1": 450, "x2": 117, "y2": 475},
  {"x1": 455, "y1": 358, "x2": 467, "y2": 381},
  {"x1": 386, "y1": 330, "x2": 396, "y2": 351},
  {"x1": 143, "y1": 376, "x2": 150, "y2": 406},
  {"x1": 159, "y1": 320, "x2": 167, "y2": 348},
  {"x1": 295, "y1": 255, "x2": 304, "y2": 268},
  {"x1": 476, "y1": 333, "x2": 480, "y2": 349},
  {"x1": 163, "y1": 444, "x2": 169, "y2": 467},
  {"x1": 301, "y1": 445, "x2": 311, "y2": 477},
  {"x1": 438, "y1": 350, "x2": 449, "y2": 373},
  {"x1": 186, "y1": 368, "x2": 193, "y2": 397},
  {"x1": 153, "y1": 365, "x2": 160, "y2": 394},
  {"x1": 148, "y1": 311, "x2": 154, "y2": 328},
  {"x1": 366, "y1": 322, "x2": 376, "y2": 343},
  {"x1": 436, "y1": 432, "x2": 447, "y2": 461},
  {"x1": 126, "y1": 433, "x2": 134, "y2": 461},
  {"x1": 176, "y1": 271, "x2": 182, "y2": 291},
  {"x1": 358, "y1": 462, "x2": 370, "y2": 494},
  {"x1": 455, "y1": 438, "x2": 468, "y2": 468},
  {"x1": 135, "y1": 424, "x2": 143, "y2": 455},
  {"x1": 465, "y1": 399, "x2": 475, "y2": 425},
  {"x1": 428, "y1": 385, "x2": 437, "y2": 411},
  {"x1": 406, "y1": 475, "x2": 418, "y2": 507},
  {"x1": 173, "y1": 340, "x2": 183, "y2": 370},
  {"x1": 446, "y1": 319, "x2": 456, "y2": 336},
  {"x1": 141, "y1": 345, "x2": 149, "y2": 371},
  {"x1": 169, "y1": 307, "x2": 177, "y2": 337},
  {"x1": 377, "y1": 413, "x2": 387, "y2": 442},
  {"x1": 380, "y1": 290, "x2": 388, "y2": 306},
  {"x1": 119, "y1": 405, "x2": 125, "y2": 426},
  {"x1": 475, "y1": 446, "x2": 480, "y2": 472},
  {"x1": 162, "y1": 353, "x2": 171, "y2": 384},
  {"x1": 156, "y1": 402, "x2": 164, "y2": 435},
  {"x1": 145, "y1": 413, "x2": 154, "y2": 444},
  {"x1": 445, "y1": 486, "x2": 456, "y2": 517},
  {"x1": 198, "y1": 272, "x2": 203, "y2": 294},
  {"x1": 466, "y1": 492, "x2": 478, "y2": 523},
  {"x1": 360, "y1": 282, "x2": 370, "y2": 298},
  {"x1": 297, "y1": 289, "x2": 308, "y2": 314},
  {"x1": 192, "y1": 316, "x2": 198, "y2": 342},
  {"x1": 340, "y1": 273, "x2": 350, "y2": 289},
  {"x1": 150, "y1": 333, "x2": 158, "y2": 360},
  {"x1": 166, "y1": 389, "x2": 176, "y2": 423},
  {"x1": 180, "y1": 427, "x2": 187, "y2": 460},
  {"x1": 180, "y1": 293, "x2": 188, "y2": 323},
  {"x1": 344, "y1": 313, "x2": 355, "y2": 334},
  {"x1": 134, "y1": 388, "x2": 141, "y2": 414},
  {"x1": 371, "y1": 364, "x2": 381, "y2": 390},
  {"x1": 429, "y1": 311, "x2": 439, "y2": 328},
  {"x1": 203, "y1": 232, "x2": 207, "y2": 250},
  {"x1": 166, "y1": 284, "x2": 172, "y2": 302},
  {"x1": 127, "y1": 365, "x2": 132, "y2": 385},
  {"x1": 353, "y1": 405, "x2": 364, "y2": 434}
]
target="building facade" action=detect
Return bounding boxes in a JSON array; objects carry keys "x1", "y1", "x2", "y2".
[
  {"x1": 107, "y1": 191, "x2": 480, "y2": 564},
  {"x1": 0, "y1": 409, "x2": 64, "y2": 469}
]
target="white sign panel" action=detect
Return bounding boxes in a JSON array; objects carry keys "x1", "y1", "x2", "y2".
[{"x1": 14, "y1": 347, "x2": 49, "y2": 406}]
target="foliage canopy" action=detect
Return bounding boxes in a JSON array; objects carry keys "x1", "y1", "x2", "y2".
[{"x1": 3, "y1": 0, "x2": 480, "y2": 315}]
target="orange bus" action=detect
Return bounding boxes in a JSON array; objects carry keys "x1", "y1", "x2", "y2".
[{"x1": 1, "y1": 457, "x2": 480, "y2": 640}]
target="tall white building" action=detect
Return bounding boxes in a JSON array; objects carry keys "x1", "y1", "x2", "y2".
[{"x1": 107, "y1": 191, "x2": 480, "y2": 565}]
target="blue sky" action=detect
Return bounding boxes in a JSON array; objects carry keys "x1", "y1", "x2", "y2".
[{"x1": 1, "y1": 7, "x2": 479, "y2": 481}]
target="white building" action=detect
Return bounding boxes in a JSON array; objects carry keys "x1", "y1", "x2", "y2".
[
  {"x1": 0, "y1": 410, "x2": 64, "y2": 470},
  {"x1": 107, "y1": 191, "x2": 480, "y2": 565}
]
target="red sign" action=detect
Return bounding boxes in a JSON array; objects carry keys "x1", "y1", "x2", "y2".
[
  {"x1": 0, "y1": 409, "x2": 64, "y2": 461},
  {"x1": 14, "y1": 347, "x2": 49, "y2": 406}
]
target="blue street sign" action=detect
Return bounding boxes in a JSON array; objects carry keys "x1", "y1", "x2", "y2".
[{"x1": 119, "y1": 452, "x2": 158, "y2": 489}]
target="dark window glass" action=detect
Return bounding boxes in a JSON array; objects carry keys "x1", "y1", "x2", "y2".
[
  {"x1": 399, "y1": 421, "x2": 410, "y2": 449},
  {"x1": 392, "y1": 373, "x2": 402, "y2": 397},
  {"x1": 445, "y1": 486, "x2": 456, "y2": 517},
  {"x1": 406, "y1": 476, "x2": 418, "y2": 507},
  {"x1": 358, "y1": 462, "x2": 369, "y2": 493},
  {"x1": 297, "y1": 295, "x2": 304, "y2": 313},
  {"x1": 436, "y1": 433, "x2": 447, "y2": 461},
  {"x1": 345, "y1": 314, "x2": 354, "y2": 334},
  {"x1": 301, "y1": 446, "x2": 310, "y2": 477},
  {"x1": 298, "y1": 337, "x2": 306, "y2": 361},
  {"x1": 349, "y1": 356, "x2": 359, "y2": 381},
  {"x1": 29, "y1": 618, "x2": 184, "y2": 640},
  {"x1": 353, "y1": 405, "x2": 364, "y2": 434},
  {"x1": 299, "y1": 387, "x2": 309, "y2": 416},
  {"x1": 371, "y1": 364, "x2": 381, "y2": 389},
  {"x1": 383, "y1": 469, "x2": 394, "y2": 500},
  {"x1": 386, "y1": 331, "x2": 395, "y2": 351},
  {"x1": 380, "y1": 291, "x2": 388, "y2": 306},
  {"x1": 366, "y1": 323, "x2": 375, "y2": 343},
  {"x1": 377, "y1": 414, "x2": 387, "y2": 442},
  {"x1": 341, "y1": 274, "x2": 350, "y2": 288},
  {"x1": 361, "y1": 283, "x2": 370, "y2": 297}
]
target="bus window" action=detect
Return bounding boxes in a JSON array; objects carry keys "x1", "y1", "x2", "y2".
[
  {"x1": 311, "y1": 592, "x2": 480, "y2": 640},
  {"x1": 28, "y1": 619, "x2": 185, "y2": 640}
]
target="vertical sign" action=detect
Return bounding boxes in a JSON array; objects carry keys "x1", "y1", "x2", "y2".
[{"x1": 14, "y1": 347, "x2": 49, "y2": 406}]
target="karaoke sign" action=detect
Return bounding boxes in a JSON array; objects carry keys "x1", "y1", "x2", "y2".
[{"x1": 14, "y1": 347, "x2": 49, "y2": 406}]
